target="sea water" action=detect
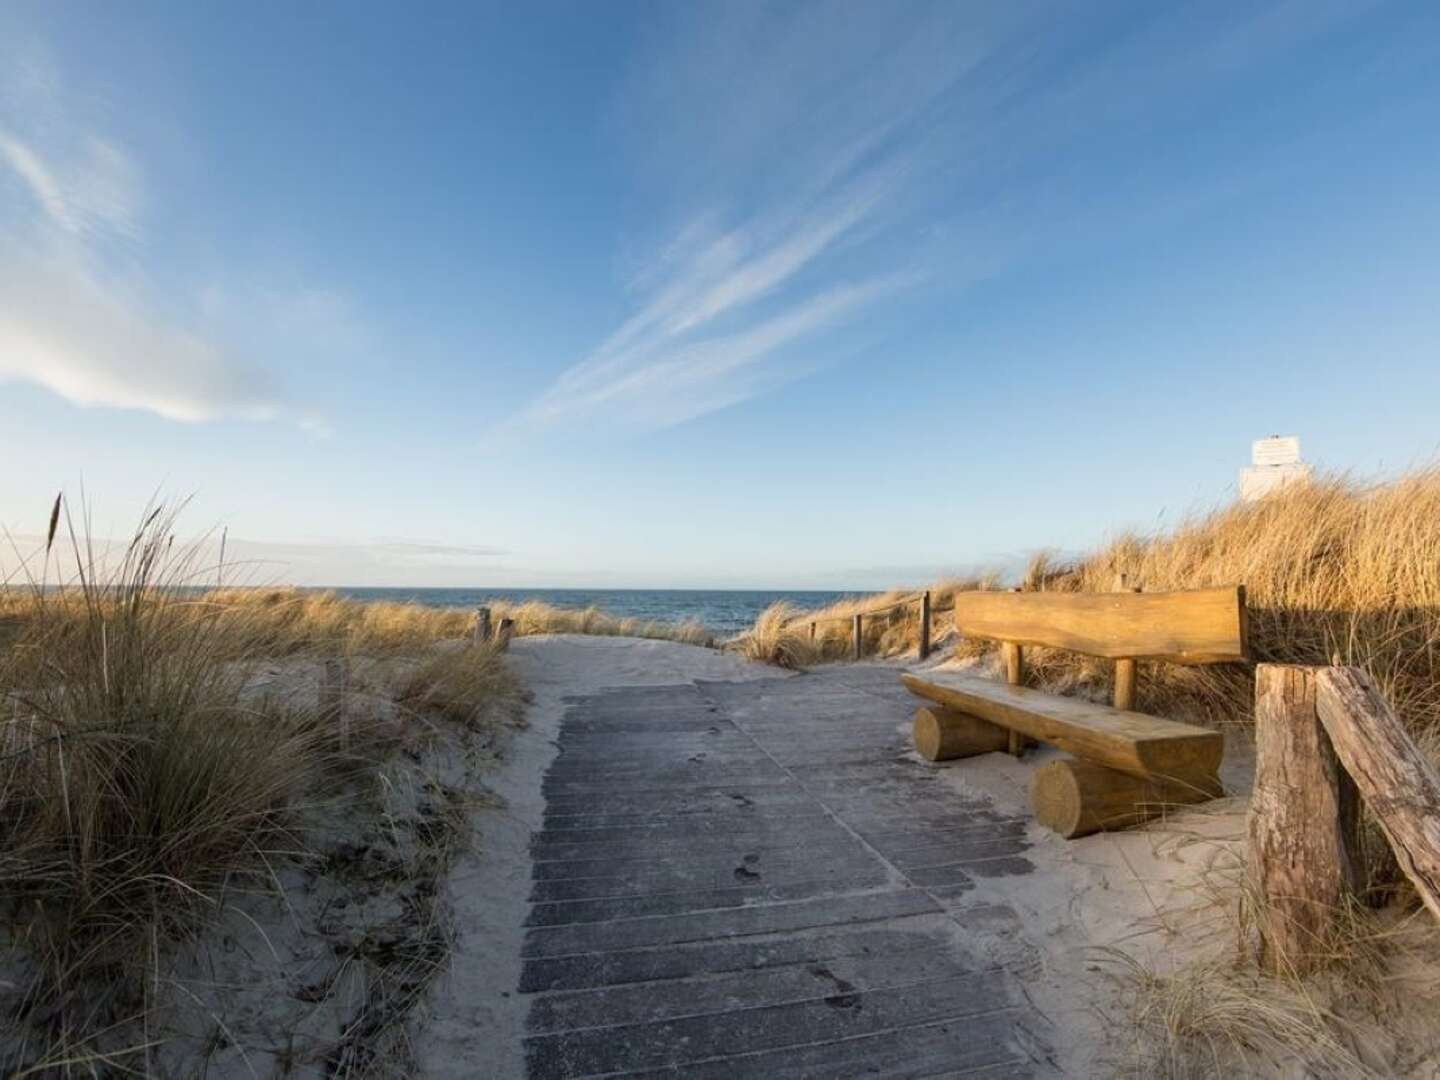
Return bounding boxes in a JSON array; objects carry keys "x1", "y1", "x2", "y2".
[{"x1": 328, "y1": 587, "x2": 869, "y2": 637}]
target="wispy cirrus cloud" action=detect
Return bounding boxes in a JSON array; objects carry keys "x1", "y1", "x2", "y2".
[
  {"x1": 512, "y1": 2, "x2": 1006, "y2": 435},
  {"x1": 518, "y1": 0, "x2": 1375, "y2": 437},
  {"x1": 0, "y1": 41, "x2": 325, "y2": 431}
]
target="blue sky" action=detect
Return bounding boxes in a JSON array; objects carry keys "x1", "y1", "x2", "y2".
[{"x1": 2, "y1": 1, "x2": 1438, "y2": 589}]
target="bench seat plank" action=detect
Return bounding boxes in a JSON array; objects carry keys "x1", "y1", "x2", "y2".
[{"x1": 900, "y1": 671, "x2": 1222, "y2": 781}]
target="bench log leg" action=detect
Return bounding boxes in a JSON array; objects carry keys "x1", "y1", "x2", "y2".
[
  {"x1": 1032, "y1": 759, "x2": 1222, "y2": 839},
  {"x1": 913, "y1": 706, "x2": 1010, "y2": 762}
]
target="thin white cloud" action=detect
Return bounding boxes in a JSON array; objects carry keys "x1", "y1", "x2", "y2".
[
  {"x1": 0, "y1": 52, "x2": 323, "y2": 431},
  {"x1": 519, "y1": 0, "x2": 1369, "y2": 438},
  {"x1": 526, "y1": 276, "x2": 901, "y2": 430},
  {"x1": 519, "y1": 163, "x2": 910, "y2": 434},
  {"x1": 515, "y1": 4, "x2": 975, "y2": 436},
  {"x1": 0, "y1": 133, "x2": 70, "y2": 228},
  {"x1": 0, "y1": 129, "x2": 140, "y2": 240},
  {"x1": 0, "y1": 255, "x2": 297, "y2": 424}
]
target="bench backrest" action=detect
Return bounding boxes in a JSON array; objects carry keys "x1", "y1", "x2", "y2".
[{"x1": 951, "y1": 585, "x2": 1248, "y2": 665}]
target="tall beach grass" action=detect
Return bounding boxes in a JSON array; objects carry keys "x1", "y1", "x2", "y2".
[
  {"x1": 756, "y1": 468, "x2": 1440, "y2": 737},
  {"x1": 0, "y1": 499, "x2": 526, "y2": 1072}
]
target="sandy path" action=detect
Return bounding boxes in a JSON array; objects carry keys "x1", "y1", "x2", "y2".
[{"x1": 421, "y1": 636, "x2": 1050, "y2": 1078}]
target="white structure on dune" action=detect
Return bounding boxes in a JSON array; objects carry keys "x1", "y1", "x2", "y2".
[{"x1": 1240, "y1": 435, "x2": 1311, "y2": 502}]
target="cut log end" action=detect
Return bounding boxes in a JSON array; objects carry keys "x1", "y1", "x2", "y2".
[
  {"x1": 912, "y1": 706, "x2": 1010, "y2": 762},
  {"x1": 1032, "y1": 758, "x2": 1221, "y2": 839}
]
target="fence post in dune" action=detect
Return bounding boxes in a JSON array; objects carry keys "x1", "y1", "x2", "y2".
[
  {"x1": 918, "y1": 590, "x2": 931, "y2": 661},
  {"x1": 1316, "y1": 666, "x2": 1440, "y2": 925},
  {"x1": 852, "y1": 613, "x2": 863, "y2": 660},
  {"x1": 1247, "y1": 664, "x2": 1363, "y2": 974},
  {"x1": 321, "y1": 656, "x2": 351, "y2": 751},
  {"x1": 810, "y1": 620, "x2": 817, "y2": 643},
  {"x1": 473, "y1": 606, "x2": 491, "y2": 644},
  {"x1": 497, "y1": 616, "x2": 515, "y2": 651}
]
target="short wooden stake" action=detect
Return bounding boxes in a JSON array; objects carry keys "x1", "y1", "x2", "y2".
[
  {"x1": 497, "y1": 616, "x2": 515, "y2": 651},
  {"x1": 913, "y1": 705, "x2": 1008, "y2": 761},
  {"x1": 917, "y1": 590, "x2": 931, "y2": 661},
  {"x1": 473, "y1": 606, "x2": 492, "y2": 643},
  {"x1": 810, "y1": 620, "x2": 817, "y2": 642},
  {"x1": 852, "y1": 613, "x2": 863, "y2": 660},
  {"x1": 1247, "y1": 664, "x2": 1363, "y2": 973},
  {"x1": 321, "y1": 657, "x2": 351, "y2": 750}
]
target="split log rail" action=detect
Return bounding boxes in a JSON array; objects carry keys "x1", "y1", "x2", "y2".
[{"x1": 1248, "y1": 663, "x2": 1440, "y2": 973}]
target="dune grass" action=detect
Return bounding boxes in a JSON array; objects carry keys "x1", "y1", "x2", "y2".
[
  {"x1": 0, "y1": 499, "x2": 527, "y2": 1073},
  {"x1": 480, "y1": 597, "x2": 712, "y2": 646},
  {"x1": 755, "y1": 469, "x2": 1440, "y2": 738},
  {"x1": 740, "y1": 578, "x2": 998, "y2": 666}
]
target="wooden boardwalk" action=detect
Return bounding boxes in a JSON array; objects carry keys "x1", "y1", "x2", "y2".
[{"x1": 519, "y1": 667, "x2": 1045, "y2": 1078}]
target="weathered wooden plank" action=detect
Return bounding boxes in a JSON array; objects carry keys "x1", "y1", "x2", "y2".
[
  {"x1": 949, "y1": 585, "x2": 1247, "y2": 663},
  {"x1": 524, "y1": 972, "x2": 1008, "y2": 1078},
  {"x1": 518, "y1": 914, "x2": 958, "y2": 992},
  {"x1": 1034, "y1": 758, "x2": 1219, "y2": 839},
  {"x1": 521, "y1": 889, "x2": 939, "y2": 958},
  {"x1": 901, "y1": 671, "x2": 1222, "y2": 780},
  {"x1": 526, "y1": 942, "x2": 979, "y2": 1033},
  {"x1": 1316, "y1": 666, "x2": 1440, "y2": 926}
]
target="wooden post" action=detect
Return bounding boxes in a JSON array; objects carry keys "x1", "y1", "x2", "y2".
[
  {"x1": 1316, "y1": 666, "x2": 1440, "y2": 926},
  {"x1": 1112, "y1": 582, "x2": 1140, "y2": 712},
  {"x1": 1001, "y1": 639, "x2": 1025, "y2": 757},
  {"x1": 917, "y1": 590, "x2": 931, "y2": 661},
  {"x1": 321, "y1": 657, "x2": 351, "y2": 750},
  {"x1": 852, "y1": 613, "x2": 863, "y2": 660},
  {"x1": 810, "y1": 621, "x2": 817, "y2": 642},
  {"x1": 1247, "y1": 664, "x2": 1363, "y2": 973},
  {"x1": 473, "y1": 606, "x2": 492, "y2": 643},
  {"x1": 1113, "y1": 659, "x2": 1137, "y2": 712},
  {"x1": 497, "y1": 616, "x2": 514, "y2": 651}
]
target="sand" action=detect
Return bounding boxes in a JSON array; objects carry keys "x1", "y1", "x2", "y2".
[
  {"x1": 419, "y1": 635, "x2": 785, "y2": 1079},
  {"x1": 9, "y1": 633, "x2": 1392, "y2": 1077},
  {"x1": 419, "y1": 635, "x2": 1258, "y2": 1077}
]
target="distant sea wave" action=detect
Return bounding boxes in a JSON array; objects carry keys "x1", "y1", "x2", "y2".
[{"x1": 326, "y1": 587, "x2": 870, "y2": 637}]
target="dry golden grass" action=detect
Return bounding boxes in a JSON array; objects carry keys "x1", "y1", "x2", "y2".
[
  {"x1": 1, "y1": 586, "x2": 713, "y2": 667},
  {"x1": 397, "y1": 640, "x2": 529, "y2": 729},
  {"x1": 756, "y1": 469, "x2": 1440, "y2": 738},
  {"x1": 1101, "y1": 812, "x2": 1440, "y2": 1079},
  {"x1": 483, "y1": 597, "x2": 712, "y2": 646},
  {"x1": 737, "y1": 577, "x2": 997, "y2": 663},
  {"x1": 0, "y1": 499, "x2": 528, "y2": 1074},
  {"x1": 732, "y1": 602, "x2": 821, "y2": 669},
  {"x1": 1002, "y1": 469, "x2": 1440, "y2": 734}
]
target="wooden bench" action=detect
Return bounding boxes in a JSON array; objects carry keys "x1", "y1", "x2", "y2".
[{"x1": 901, "y1": 585, "x2": 1247, "y2": 838}]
